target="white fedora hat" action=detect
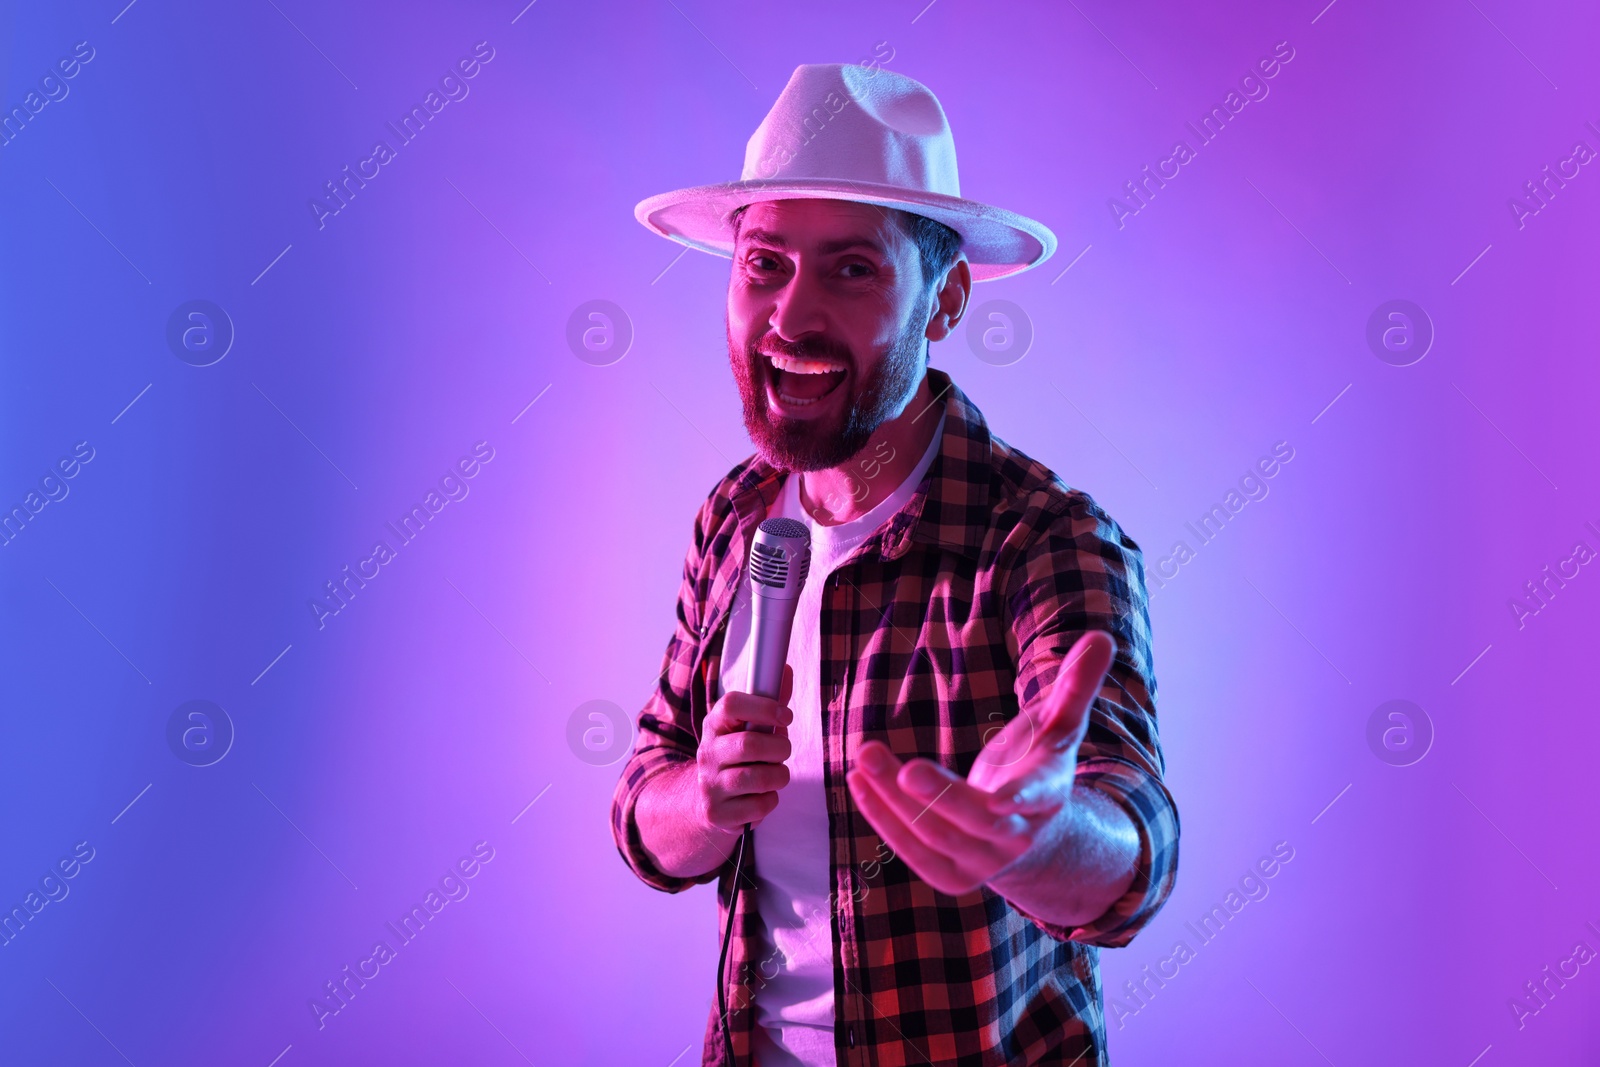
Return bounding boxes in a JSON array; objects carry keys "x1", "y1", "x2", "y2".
[{"x1": 635, "y1": 63, "x2": 1057, "y2": 281}]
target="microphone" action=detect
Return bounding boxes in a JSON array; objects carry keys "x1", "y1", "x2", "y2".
[
  {"x1": 717, "y1": 516, "x2": 810, "y2": 1064},
  {"x1": 746, "y1": 516, "x2": 812, "y2": 704}
]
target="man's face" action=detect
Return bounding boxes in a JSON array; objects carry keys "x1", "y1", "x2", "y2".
[{"x1": 727, "y1": 199, "x2": 933, "y2": 472}]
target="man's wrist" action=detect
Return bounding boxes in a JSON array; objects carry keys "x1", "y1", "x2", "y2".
[
  {"x1": 639, "y1": 763, "x2": 741, "y2": 878},
  {"x1": 984, "y1": 795, "x2": 1069, "y2": 898},
  {"x1": 984, "y1": 785, "x2": 1139, "y2": 928}
]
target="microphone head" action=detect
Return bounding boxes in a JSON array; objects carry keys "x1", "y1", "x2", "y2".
[{"x1": 750, "y1": 517, "x2": 811, "y2": 599}]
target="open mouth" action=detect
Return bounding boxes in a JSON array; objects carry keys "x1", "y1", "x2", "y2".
[{"x1": 765, "y1": 353, "x2": 848, "y2": 410}]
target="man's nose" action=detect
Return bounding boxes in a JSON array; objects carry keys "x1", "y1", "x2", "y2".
[{"x1": 768, "y1": 266, "x2": 827, "y2": 342}]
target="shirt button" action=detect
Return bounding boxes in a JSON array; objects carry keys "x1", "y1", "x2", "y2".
[{"x1": 847, "y1": 1025, "x2": 856, "y2": 1048}]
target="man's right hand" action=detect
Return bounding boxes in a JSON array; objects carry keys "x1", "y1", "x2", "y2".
[{"x1": 694, "y1": 664, "x2": 795, "y2": 835}]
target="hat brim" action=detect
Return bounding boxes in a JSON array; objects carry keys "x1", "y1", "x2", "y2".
[{"x1": 635, "y1": 179, "x2": 1056, "y2": 282}]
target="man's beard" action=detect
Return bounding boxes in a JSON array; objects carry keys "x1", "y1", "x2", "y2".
[{"x1": 729, "y1": 312, "x2": 927, "y2": 473}]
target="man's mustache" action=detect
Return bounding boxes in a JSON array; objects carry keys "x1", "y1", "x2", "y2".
[{"x1": 753, "y1": 334, "x2": 854, "y2": 367}]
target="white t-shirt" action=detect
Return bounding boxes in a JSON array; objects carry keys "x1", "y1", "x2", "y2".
[{"x1": 718, "y1": 413, "x2": 946, "y2": 1067}]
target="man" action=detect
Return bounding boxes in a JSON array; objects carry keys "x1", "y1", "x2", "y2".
[{"x1": 612, "y1": 63, "x2": 1178, "y2": 1066}]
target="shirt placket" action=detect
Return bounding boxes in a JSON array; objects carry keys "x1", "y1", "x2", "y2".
[{"x1": 821, "y1": 563, "x2": 871, "y2": 1066}]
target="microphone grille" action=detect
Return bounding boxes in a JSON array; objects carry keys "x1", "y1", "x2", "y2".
[
  {"x1": 758, "y1": 517, "x2": 807, "y2": 538},
  {"x1": 750, "y1": 516, "x2": 811, "y2": 592}
]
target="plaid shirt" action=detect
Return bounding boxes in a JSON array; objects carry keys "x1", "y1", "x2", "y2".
[{"x1": 611, "y1": 369, "x2": 1179, "y2": 1066}]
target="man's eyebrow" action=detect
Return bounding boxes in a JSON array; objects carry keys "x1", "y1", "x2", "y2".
[
  {"x1": 818, "y1": 236, "x2": 888, "y2": 256},
  {"x1": 739, "y1": 228, "x2": 790, "y2": 249},
  {"x1": 736, "y1": 228, "x2": 890, "y2": 257}
]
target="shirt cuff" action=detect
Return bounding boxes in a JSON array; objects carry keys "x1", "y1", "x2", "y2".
[
  {"x1": 612, "y1": 755, "x2": 726, "y2": 895},
  {"x1": 1010, "y1": 757, "x2": 1180, "y2": 947}
]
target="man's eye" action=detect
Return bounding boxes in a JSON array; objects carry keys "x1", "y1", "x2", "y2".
[
  {"x1": 747, "y1": 254, "x2": 781, "y2": 272},
  {"x1": 839, "y1": 262, "x2": 873, "y2": 278}
]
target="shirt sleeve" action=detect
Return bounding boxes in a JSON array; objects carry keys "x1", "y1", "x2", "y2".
[
  {"x1": 608, "y1": 492, "x2": 729, "y2": 894},
  {"x1": 1000, "y1": 493, "x2": 1180, "y2": 948}
]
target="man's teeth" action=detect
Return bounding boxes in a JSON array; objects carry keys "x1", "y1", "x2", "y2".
[{"x1": 768, "y1": 353, "x2": 846, "y2": 375}]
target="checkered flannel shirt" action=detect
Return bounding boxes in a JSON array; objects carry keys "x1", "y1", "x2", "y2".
[{"x1": 611, "y1": 369, "x2": 1179, "y2": 1066}]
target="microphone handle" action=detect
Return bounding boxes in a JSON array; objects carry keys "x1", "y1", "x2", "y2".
[
  {"x1": 746, "y1": 590, "x2": 798, "y2": 706},
  {"x1": 742, "y1": 589, "x2": 797, "y2": 846}
]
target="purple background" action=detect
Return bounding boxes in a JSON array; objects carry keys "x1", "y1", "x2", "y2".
[{"x1": 2, "y1": 0, "x2": 1596, "y2": 1063}]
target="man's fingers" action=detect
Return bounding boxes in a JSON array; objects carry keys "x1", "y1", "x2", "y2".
[
  {"x1": 717, "y1": 762, "x2": 790, "y2": 797},
  {"x1": 709, "y1": 791, "x2": 779, "y2": 831},
  {"x1": 855, "y1": 745, "x2": 1021, "y2": 883},
  {"x1": 898, "y1": 759, "x2": 1031, "y2": 841},
  {"x1": 846, "y1": 767, "x2": 971, "y2": 894},
  {"x1": 707, "y1": 691, "x2": 794, "y2": 735},
  {"x1": 712, "y1": 729, "x2": 790, "y2": 768},
  {"x1": 891, "y1": 775, "x2": 1028, "y2": 876},
  {"x1": 1041, "y1": 631, "x2": 1116, "y2": 744},
  {"x1": 779, "y1": 663, "x2": 794, "y2": 707},
  {"x1": 967, "y1": 633, "x2": 1113, "y2": 813}
]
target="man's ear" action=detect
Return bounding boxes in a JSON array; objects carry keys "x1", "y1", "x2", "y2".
[{"x1": 924, "y1": 257, "x2": 972, "y2": 343}]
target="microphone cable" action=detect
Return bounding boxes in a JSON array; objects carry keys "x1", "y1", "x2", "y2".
[{"x1": 716, "y1": 823, "x2": 752, "y2": 1064}]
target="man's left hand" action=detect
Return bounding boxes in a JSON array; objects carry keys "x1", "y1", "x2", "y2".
[{"x1": 845, "y1": 631, "x2": 1115, "y2": 896}]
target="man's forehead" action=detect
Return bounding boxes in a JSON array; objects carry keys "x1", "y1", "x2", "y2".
[{"x1": 736, "y1": 199, "x2": 906, "y2": 251}]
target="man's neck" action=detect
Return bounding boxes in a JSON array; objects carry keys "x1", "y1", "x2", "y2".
[{"x1": 797, "y1": 373, "x2": 942, "y2": 527}]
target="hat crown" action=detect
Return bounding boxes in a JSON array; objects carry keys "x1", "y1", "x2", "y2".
[
  {"x1": 740, "y1": 64, "x2": 961, "y2": 197},
  {"x1": 633, "y1": 62, "x2": 1055, "y2": 280}
]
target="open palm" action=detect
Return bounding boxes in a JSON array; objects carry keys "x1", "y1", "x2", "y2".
[{"x1": 846, "y1": 631, "x2": 1116, "y2": 896}]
